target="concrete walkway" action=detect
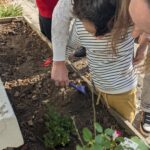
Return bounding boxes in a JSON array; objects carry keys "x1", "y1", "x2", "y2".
[{"x1": 20, "y1": 0, "x2": 39, "y2": 31}]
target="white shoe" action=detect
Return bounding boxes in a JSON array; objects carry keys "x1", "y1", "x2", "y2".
[
  {"x1": 140, "y1": 112, "x2": 150, "y2": 136},
  {"x1": 143, "y1": 123, "x2": 150, "y2": 132}
]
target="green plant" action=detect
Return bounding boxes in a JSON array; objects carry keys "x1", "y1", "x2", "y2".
[
  {"x1": 43, "y1": 106, "x2": 74, "y2": 149},
  {"x1": 75, "y1": 122, "x2": 149, "y2": 150},
  {"x1": 73, "y1": 87, "x2": 149, "y2": 150},
  {"x1": 0, "y1": 4, "x2": 22, "y2": 18}
]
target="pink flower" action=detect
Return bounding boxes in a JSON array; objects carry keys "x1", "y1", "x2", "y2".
[{"x1": 113, "y1": 130, "x2": 122, "y2": 140}]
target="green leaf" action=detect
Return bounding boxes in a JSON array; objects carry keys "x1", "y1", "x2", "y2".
[
  {"x1": 82, "y1": 128, "x2": 93, "y2": 142},
  {"x1": 115, "y1": 137, "x2": 124, "y2": 143},
  {"x1": 114, "y1": 145, "x2": 124, "y2": 150},
  {"x1": 95, "y1": 135, "x2": 104, "y2": 144},
  {"x1": 131, "y1": 137, "x2": 149, "y2": 150},
  {"x1": 103, "y1": 140, "x2": 111, "y2": 149},
  {"x1": 104, "y1": 128, "x2": 114, "y2": 136},
  {"x1": 76, "y1": 145, "x2": 83, "y2": 150},
  {"x1": 43, "y1": 106, "x2": 74, "y2": 149},
  {"x1": 91, "y1": 143, "x2": 103, "y2": 150},
  {"x1": 83, "y1": 147, "x2": 90, "y2": 150},
  {"x1": 95, "y1": 134, "x2": 111, "y2": 149},
  {"x1": 94, "y1": 123, "x2": 103, "y2": 133}
]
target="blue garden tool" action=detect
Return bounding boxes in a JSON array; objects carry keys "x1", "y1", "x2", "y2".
[{"x1": 69, "y1": 82, "x2": 87, "y2": 95}]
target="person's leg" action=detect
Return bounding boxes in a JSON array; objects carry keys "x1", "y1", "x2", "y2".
[
  {"x1": 101, "y1": 88, "x2": 137, "y2": 123},
  {"x1": 141, "y1": 73, "x2": 150, "y2": 133},
  {"x1": 66, "y1": 20, "x2": 82, "y2": 57},
  {"x1": 39, "y1": 14, "x2": 44, "y2": 34},
  {"x1": 73, "y1": 47, "x2": 86, "y2": 57},
  {"x1": 39, "y1": 14, "x2": 52, "y2": 41}
]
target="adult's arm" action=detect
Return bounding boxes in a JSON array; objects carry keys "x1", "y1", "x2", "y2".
[
  {"x1": 51, "y1": 20, "x2": 82, "y2": 86},
  {"x1": 133, "y1": 32, "x2": 149, "y2": 65},
  {"x1": 52, "y1": 0, "x2": 74, "y2": 61}
]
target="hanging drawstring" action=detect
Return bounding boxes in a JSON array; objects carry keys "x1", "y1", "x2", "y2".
[
  {"x1": 91, "y1": 80, "x2": 110, "y2": 108},
  {"x1": 96, "y1": 92, "x2": 101, "y2": 105},
  {"x1": 103, "y1": 93, "x2": 110, "y2": 109}
]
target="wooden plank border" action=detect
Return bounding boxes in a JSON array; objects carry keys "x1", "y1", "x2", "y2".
[{"x1": 0, "y1": 16, "x2": 22, "y2": 23}]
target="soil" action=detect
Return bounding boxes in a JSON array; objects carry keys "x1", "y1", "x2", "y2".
[{"x1": 0, "y1": 20, "x2": 126, "y2": 150}]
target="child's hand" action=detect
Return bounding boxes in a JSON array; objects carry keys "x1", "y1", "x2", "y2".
[{"x1": 51, "y1": 61, "x2": 69, "y2": 87}]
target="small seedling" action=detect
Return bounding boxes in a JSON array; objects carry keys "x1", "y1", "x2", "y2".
[
  {"x1": 43, "y1": 106, "x2": 74, "y2": 149},
  {"x1": 0, "y1": 2, "x2": 22, "y2": 18}
]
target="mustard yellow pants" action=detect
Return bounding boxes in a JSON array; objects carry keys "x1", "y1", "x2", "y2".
[{"x1": 99, "y1": 88, "x2": 137, "y2": 123}]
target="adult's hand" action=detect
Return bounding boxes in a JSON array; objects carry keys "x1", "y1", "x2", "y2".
[
  {"x1": 132, "y1": 27, "x2": 150, "y2": 44},
  {"x1": 51, "y1": 61, "x2": 69, "y2": 87},
  {"x1": 133, "y1": 44, "x2": 147, "y2": 66},
  {"x1": 132, "y1": 28, "x2": 149, "y2": 65}
]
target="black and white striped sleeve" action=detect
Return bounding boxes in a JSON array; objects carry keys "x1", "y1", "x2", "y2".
[{"x1": 66, "y1": 21, "x2": 82, "y2": 56}]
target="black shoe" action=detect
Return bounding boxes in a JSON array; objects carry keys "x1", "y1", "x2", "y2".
[
  {"x1": 140, "y1": 112, "x2": 150, "y2": 136},
  {"x1": 74, "y1": 47, "x2": 86, "y2": 57}
]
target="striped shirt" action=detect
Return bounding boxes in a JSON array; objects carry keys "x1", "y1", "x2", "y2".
[{"x1": 67, "y1": 19, "x2": 137, "y2": 94}]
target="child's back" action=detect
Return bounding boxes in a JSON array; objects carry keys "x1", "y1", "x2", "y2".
[{"x1": 70, "y1": 20, "x2": 137, "y2": 94}]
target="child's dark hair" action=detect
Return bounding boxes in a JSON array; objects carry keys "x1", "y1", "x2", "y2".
[
  {"x1": 73, "y1": 0, "x2": 117, "y2": 36},
  {"x1": 73, "y1": 0, "x2": 131, "y2": 53},
  {"x1": 146, "y1": 0, "x2": 150, "y2": 7}
]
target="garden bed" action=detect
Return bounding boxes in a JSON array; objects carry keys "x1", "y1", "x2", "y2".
[{"x1": 0, "y1": 18, "x2": 146, "y2": 150}]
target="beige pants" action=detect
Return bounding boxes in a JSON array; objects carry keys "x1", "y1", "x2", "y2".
[{"x1": 98, "y1": 88, "x2": 137, "y2": 123}]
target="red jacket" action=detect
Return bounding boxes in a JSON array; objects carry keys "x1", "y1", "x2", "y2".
[{"x1": 36, "y1": 0, "x2": 58, "y2": 18}]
